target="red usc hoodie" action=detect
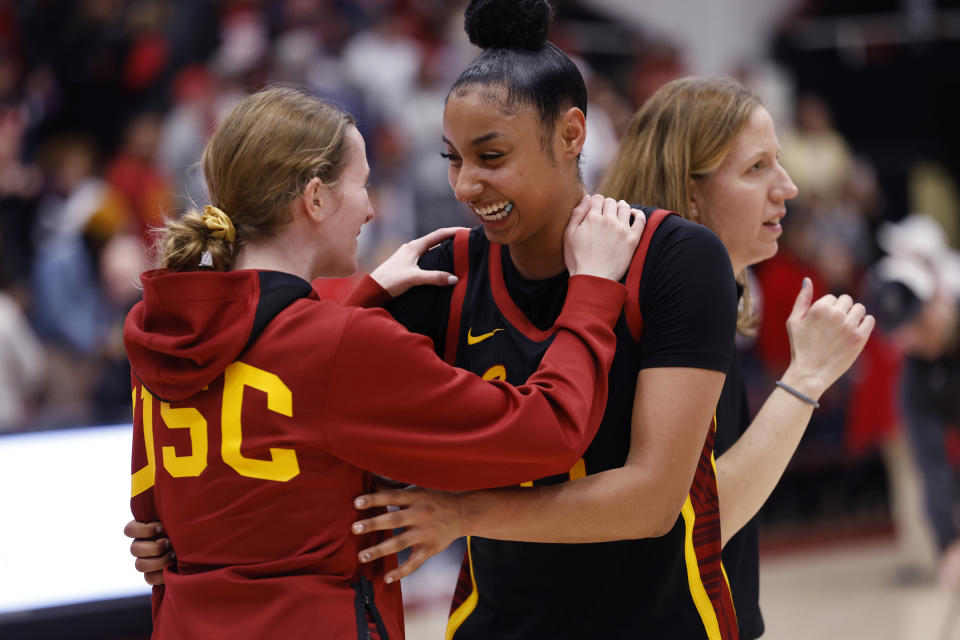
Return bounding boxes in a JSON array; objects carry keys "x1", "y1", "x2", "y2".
[{"x1": 126, "y1": 268, "x2": 625, "y2": 640}]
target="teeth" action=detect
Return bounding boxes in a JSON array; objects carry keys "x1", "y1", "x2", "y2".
[{"x1": 473, "y1": 201, "x2": 513, "y2": 221}]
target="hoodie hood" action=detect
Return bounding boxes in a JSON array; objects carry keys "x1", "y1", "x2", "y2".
[{"x1": 124, "y1": 269, "x2": 313, "y2": 401}]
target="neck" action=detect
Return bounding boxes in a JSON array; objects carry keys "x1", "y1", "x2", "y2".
[
  {"x1": 232, "y1": 220, "x2": 318, "y2": 282},
  {"x1": 507, "y1": 183, "x2": 588, "y2": 280}
]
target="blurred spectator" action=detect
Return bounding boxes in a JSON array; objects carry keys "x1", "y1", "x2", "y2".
[
  {"x1": 105, "y1": 110, "x2": 175, "y2": 244},
  {"x1": 909, "y1": 160, "x2": 960, "y2": 250},
  {"x1": 341, "y1": 11, "x2": 422, "y2": 124},
  {"x1": 31, "y1": 133, "x2": 127, "y2": 423},
  {"x1": 91, "y1": 232, "x2": 147, "y2": 422},
  {"x1": 0, "y1": 105, "x2": 42, "y2": 287},
  {"x1": 394, "y1": 47, "x2": 463, "y2": 238},
  {"x1": 627, "y1": 37, "x2": 685, "y2": 108},
  {"x1": 780, "y1": 93, "x2": 853, "y2": 207},
  {"x1": 576, "y1": 61, "x2": 624, "y2": 191},
  {"x1": 157, "y1": 65, "x2": 218, "y2": 213},
  {"x1": 0, "y1": 273, "x2": 44, "y2": 432},
  {"x1": 866, "y1": 214, "x2": 960, "y2": 589}
]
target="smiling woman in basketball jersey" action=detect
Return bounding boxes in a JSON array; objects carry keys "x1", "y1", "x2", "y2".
[{"x1": 345, "y1": 1, "x2": 744, "y2": 638}]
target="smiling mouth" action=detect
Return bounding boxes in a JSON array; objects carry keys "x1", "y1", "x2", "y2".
[{"x1": 471, "y1": 200, "x2": 514, "y2": 222}]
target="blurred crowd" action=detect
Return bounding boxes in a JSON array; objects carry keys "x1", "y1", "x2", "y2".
[{"x1": 0, "y1": 0, "x2": 958, "y2": 580}]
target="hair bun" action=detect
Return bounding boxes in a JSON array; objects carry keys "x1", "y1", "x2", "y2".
[{"x1": 464, "y1": 0, "x2": 554, "y2": 50}]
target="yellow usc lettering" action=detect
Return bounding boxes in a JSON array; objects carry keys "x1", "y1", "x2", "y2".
[
  {"x1": 130, "y1": 362, "x2": 300, "y2": 497},
  {"x1": 221, "y1": 362, "x2": 299, "y2": 482},
  {"x1": 160, "y1": 402, "x2": 207, "y2": 478},
  {"x1": 131, "y1": 387, "x2": 156, "y2": 497}
]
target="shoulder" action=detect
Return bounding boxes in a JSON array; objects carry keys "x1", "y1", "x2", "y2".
[
  {"x1": 650, "y1": 214, "x2": 728, "y2": 259},
  {"x1": 637, "y1": 214, "x2": 737, "y2": 315},
  {"x1": 416, "y1": 227, "x2": 487, "y2": 272},
  {"x1": 638, "y1": 213, "x2": 733, "y2": 286}
]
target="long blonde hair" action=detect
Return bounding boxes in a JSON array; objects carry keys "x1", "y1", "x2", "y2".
[
  {"x1": 598, "y1": 76, "x2": 761, "y2": 335},
  {"x1": 161, "y1": 85, "x2": 356, "y2": 272}
]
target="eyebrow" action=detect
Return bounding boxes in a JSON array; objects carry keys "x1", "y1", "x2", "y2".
[{"x1": 442, "y1": 132, "x2": 504, "y2": 148}]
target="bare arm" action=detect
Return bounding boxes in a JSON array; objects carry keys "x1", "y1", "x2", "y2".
[
  {"x1": 351, "y1": 366, "x2": 725, "y2": 580},
  {"x1": 453, "y1": 367, "x2": 724, "y2": 541},
  {"x1": 715, "y1": 280, "x2": 874, "y2": 546}
]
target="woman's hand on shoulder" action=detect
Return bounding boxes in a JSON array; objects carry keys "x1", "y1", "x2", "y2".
[
  {"x1": 783, "y1": 277, "x2": 875, "y2": 399},
  {"x1": 564, "y1": 194, "x2": 644, "y2": 281},
  {"x1": 351, "y1": 487, "x2": 464, "y2": 584},
  {"x1": 368, "y1": 227, "x2": 467, "y2": 297}
]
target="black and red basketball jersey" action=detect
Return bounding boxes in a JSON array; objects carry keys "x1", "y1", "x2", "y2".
[{"x1": 386, "y1": 208, "x2": 740, "y2": 639}]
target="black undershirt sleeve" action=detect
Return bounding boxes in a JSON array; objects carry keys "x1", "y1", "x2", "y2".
[
  {"x1": 383, "y1": 239, "x2": 455, "y2": 356},
  {"x1": 635, "y1": 215, "x2": 738, "y2": 373}
]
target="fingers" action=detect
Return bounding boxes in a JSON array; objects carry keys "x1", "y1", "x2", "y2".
[
  {"x1": 385, "y1": 549, "x2": 430, "y2": 583},
  {"x1": 420, "y1": 270, "x2": 459, "y2": 287},
  {"x1": 857, "y1": 313, "x2": 876, "y2": 338},
  {"x1": 408, "y1": 226, "x2": 468, "y2": 253},
  {"x1": 568, "y1": 195, "x2": 592, "y2": 228},
  {"x1": 124, "y1": 519, "x2": 163, "y2": 539},
  {"x1": 847, "y1": 302, "x2": 867, "y2": 326},
  {"x1": 613, "y1": 200, "x2": 631, "y2": 227},
  {"x1": 835, "y1": 293, "x2": 854, "y2": 314},
  {"x1": 130, "y1": 537, "x2": 170, "y2": 559},
  {"x1": 354, "y1": 490, "x2": 416, "y2": 510},
  {"x1": 352, "y1": 509, "x2": 413, "y2": 535},
  {"x1": 846, "y1": 302, "x2": 874, "y2": 344},
  {"x1": 599, "y1": 196, "x2": 619, "y2": 219},
  {"x1": 135, "y1": 550, "x2": 174, "y2": 574},
  {"x1": 357, "y1": 531, "x2": 415, "y2": 565},
  {"x1": 789, "y1": 277, "x2": 814, "y2": 321},
  {"x1": 630, "y1": 208, "x2": 646, "y2": 233},
  {"x1": 144, "y1": 570, "x2": 167, "y2": 587},
  {"x1": 358, "y1": 537, "x2": 432, "y2": 584}
]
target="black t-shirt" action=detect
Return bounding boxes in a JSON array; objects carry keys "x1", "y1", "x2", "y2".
[
  {"x1": 387, "y1": 214, "x2": 740, "y2": 639},
  {"x1": 389, "y1": 214, "x2": 735, "y2": 372}
]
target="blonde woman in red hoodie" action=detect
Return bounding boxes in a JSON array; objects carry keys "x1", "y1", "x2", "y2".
[{"x1": 124, "y1": 85, "x2": 642, "y2": 639}]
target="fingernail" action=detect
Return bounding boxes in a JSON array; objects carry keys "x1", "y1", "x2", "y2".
[
  {"x1": 360, "y1": 552, "x2": 371, "y2": 562},
  {"x1": 803, "y1": 277, "x2": 811, "y2": 288},
  {"x1": 156, "y1": 524, "x2": 163, "y2": 533},
  {"x1": 448, "y1": 275, "x2": 458, "y2": 284},
  {"x1": 352, "y1": 522, "x2": 364, "y2": 533},
  {"x1": 354, "y1": 497, "x2": 365, "y2": 508},
  {"x1": 163, "y1": 538, "x2": 171, "y2": 549},
  {"x1": 385, "y1": 576, "x2": 394, "y2": 584},
  {"x1": 169, "y1": 551, "x2": 176, "y2": 560}
]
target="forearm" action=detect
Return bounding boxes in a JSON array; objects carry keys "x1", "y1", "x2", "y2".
[
  {"x1": 457, "y1": 465, "x2": 683, "y2": 543},
  {"x1": 716, "y1": 367, "x2": 820, "y2": 546}
]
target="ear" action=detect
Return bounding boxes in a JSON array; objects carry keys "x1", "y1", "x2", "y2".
[
  {"x1": 557, "y1": 107, "x2": 587, "y2": 159},
  {"x1": 301, "y1": 177, "x2": 327, "y2": 222},
  {"x1": 687, "y1": 176, "x2": 704, "y2": 222}
]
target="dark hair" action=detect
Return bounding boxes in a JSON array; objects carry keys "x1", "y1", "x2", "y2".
[{"x1": 450, "y1": 0, "x2": 587, "y2": 153}]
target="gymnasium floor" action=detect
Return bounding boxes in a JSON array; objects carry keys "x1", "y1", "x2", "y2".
[{"x1": 401, "y1": 538, "x2": 958, "y2": 639}]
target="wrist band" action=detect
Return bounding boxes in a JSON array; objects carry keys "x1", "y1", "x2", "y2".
[{"x1": 775, "y1": 380, "x2": 820, "y2": 409}]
